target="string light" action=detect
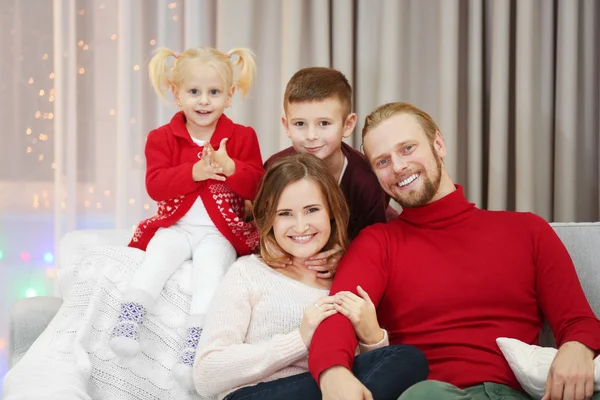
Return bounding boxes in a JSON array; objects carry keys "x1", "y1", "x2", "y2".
[
  {"x1": 149, "y1": 39, "x2": 156, "y2": 45},
  {"x1": 46, "y1": 268, "x2": 56, "y2": 278},
  {"x1": 28, "y1": 78, "x2": 34, "y2": 84},
  {"x1": 0, "y1": 250, "x2": 4, "y2": 260},
  {"x1": 43, "y1": 252, "x2": 54, "y2": 263},
  {"x1": 0, "y1": 338, "x2": 6, "y2": 350},
  {"x1": 20, "y1": 252, "x2": 31, "y2": 262},
  {"x1": 25, "y1": 288, "x2": 37, "y2": 298},
  {"x1": 42, "y1": 54, "x2": 48, "y2": 60},
  {"x1": 26, "y1": 128, "x2": 32, "y2": 135},
  {"x1": 110, "y1": 34, "x2": 117, "y2": 40}
]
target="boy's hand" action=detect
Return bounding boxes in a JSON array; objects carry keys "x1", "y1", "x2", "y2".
[
  {"x1": 305, "y1": 244, "x2": 343, "y2": 279},
  {"x1": 192, "y1": 147, "x2": 226, "y2": 182},
  {"x1": 207, "y1": 138, "x2": 235, "y2": 177}
]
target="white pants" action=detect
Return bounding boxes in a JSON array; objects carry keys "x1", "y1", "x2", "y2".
[{"x1": 126, "y1": 224, "x2": 236, "y2": 324}]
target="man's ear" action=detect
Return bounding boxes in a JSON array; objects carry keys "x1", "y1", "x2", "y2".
[
  {"x1": 342, "y1": 113, "x2": 358, "y2": 139},
  {"x1": 281, "y1": 115, "x2": 291, "y2": 138},
  {"x1": 433, "y1": 131, "x2": 447, "y2": 159}
]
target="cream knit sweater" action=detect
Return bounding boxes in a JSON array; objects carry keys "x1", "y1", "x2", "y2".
[{"x1": 193, "y1": 254, "x2": 388, "y2": 399}]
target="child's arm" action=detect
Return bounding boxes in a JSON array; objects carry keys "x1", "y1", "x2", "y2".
[
  {"x1": 144, "y1": 129, "x2": 204, "y2": 201},
  {"x1": 194, "y1": 262, "x2": 308, "y2": 397}
]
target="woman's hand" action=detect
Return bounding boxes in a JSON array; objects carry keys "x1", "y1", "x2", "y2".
[
  {"x1": 299, "y1": 296, "x2": 337, "y2": 347},
  {"x1": 334, "y1": 286, "x2": 384, "y2": 345}
]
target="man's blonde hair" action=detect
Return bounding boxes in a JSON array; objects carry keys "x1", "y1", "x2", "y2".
[{"x1": 362, "y1": 102, "x2": 440, "y2": 144}]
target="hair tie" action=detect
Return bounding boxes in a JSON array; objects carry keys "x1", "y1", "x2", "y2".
[{"x1": 173, "y1": 52, "x2": 180, "y2": 59}]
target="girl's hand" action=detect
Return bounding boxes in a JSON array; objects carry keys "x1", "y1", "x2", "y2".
[
  {"x1": 334, "y1": 286, "x2": 384, "y2": 345},
  {"x1": 299, "y1": 296, "x2": 337, "y2": 348},
  {"x1": 192, "y1": 147, "x2": 226, "y2": 182},
  {"x1": 207, "y1": 138, "x2": 235, "y2": 177}
]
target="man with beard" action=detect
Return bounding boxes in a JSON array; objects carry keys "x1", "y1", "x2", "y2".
[{"x1": 308, "y1": 102, "x2": 600, "y2": 400}]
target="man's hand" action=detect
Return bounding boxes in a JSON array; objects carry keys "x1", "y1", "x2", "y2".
[
  {"x1": 543, "y1": 341, "x2": 595, "y2": 400},
  {"x1": 320, "y1": 366, "x2": 373, "y2": 400},
  {"x1": 305, "y1": 244, "x2": 343, "y2": 279},
  {"x1": 207, "y1": 138, "x2": 235, "y2": 176}
]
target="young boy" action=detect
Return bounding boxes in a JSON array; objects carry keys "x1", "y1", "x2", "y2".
[{"x1": 264, "y1": 67, "x2": 390, "y2": 240}]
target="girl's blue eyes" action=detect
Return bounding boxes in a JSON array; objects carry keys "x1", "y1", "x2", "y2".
[{"x1": 189, "y1": 89, "x2": 219, "y2": 95}]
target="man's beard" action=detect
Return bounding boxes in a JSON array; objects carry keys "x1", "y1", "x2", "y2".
[{"x1": 393, "y1": 148, "x2": 443, "y2": 208}]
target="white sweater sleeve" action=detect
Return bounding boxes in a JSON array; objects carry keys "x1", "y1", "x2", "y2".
[
  {"x1": 358, "y1": 329, "x2": 389, "y2": 354},
  {"x1": 193, "y1": 261, "x2": 308, "y2": 397}
]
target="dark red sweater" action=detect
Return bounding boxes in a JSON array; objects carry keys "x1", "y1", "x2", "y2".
[
  {"x1": 265, "y1": 142, "x2": 388, "y2": 240},
  {"x1": 309, "y1": 185, "x2": 600, "y2": 391}
]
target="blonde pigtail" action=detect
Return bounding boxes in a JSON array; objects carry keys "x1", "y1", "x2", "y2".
[
  {"x1": 148, "y1": 47, "x2": 179, "y2": 103},
  {"x1": 227, "y1": 48, "x2": 256, "y2": 99}
]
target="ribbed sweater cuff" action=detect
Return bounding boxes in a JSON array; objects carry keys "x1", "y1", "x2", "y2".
[
  {"x1": 358, "y1": 329, "x2": 388, "y2": 353},
  {"x1": 272, "y1": 329, "x2": 308, "y2": 365}
]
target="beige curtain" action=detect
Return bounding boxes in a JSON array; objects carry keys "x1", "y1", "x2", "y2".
[{"x1": 218, "y1": 0, "x2": 600, "y2": 222}]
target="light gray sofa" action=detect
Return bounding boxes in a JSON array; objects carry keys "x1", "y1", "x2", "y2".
[{"x1": 7, "y1": 222, "x2": 600, "y2": 368}]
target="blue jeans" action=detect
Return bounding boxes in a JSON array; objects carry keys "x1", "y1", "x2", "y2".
[{"x1": 225, "y1": 344, "x2": 429, "y2": 400}]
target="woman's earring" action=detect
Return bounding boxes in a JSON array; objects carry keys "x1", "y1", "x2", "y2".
[{"x1": 176, "y1": 101, "x2": 182, "y2": 108}]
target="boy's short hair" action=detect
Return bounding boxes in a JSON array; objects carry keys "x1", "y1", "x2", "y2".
[{"x1": 283, "y1": 67, "x2": 352, "y2": 117}]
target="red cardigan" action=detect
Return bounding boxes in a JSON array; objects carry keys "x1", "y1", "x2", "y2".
[{"x1": 129, "y1": 112, "x2": 264, "y2": 256}]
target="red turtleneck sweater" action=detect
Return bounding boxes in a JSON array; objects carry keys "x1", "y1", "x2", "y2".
[{"x1": 309, "y1": 186, "x2": 600, "y2": 391}]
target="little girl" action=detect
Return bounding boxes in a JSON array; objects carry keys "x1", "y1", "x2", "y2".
[{"x1": 108, "y1": 46, "x2": 264, "y2": 389}]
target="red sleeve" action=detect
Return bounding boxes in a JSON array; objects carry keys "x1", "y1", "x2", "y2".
[
  {"x1": 225, "y1": 127, "x2": 264, "y2": 200},
  {"x1": 145, "y1": 129, "x2": 202, "y2": 201},
  {"x1": 308, "y1": 226, "x2": 389, "y2": 384},
  {"x1": 533, "y1": 214, "x2": 600, "y2": 351}
]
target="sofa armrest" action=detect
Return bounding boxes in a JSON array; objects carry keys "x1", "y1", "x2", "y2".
[{"x1": 9, "y1": 296, "x2": 63, "y2": 368}]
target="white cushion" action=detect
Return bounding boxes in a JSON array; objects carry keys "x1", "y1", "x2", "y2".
[{"x1": 496, "y1": 337, "x2": 600, "y2": 399}]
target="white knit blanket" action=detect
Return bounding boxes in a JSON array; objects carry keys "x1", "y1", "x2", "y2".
[{"x1": 3, "y1": 244, "x2": 209, "y2": 400}]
